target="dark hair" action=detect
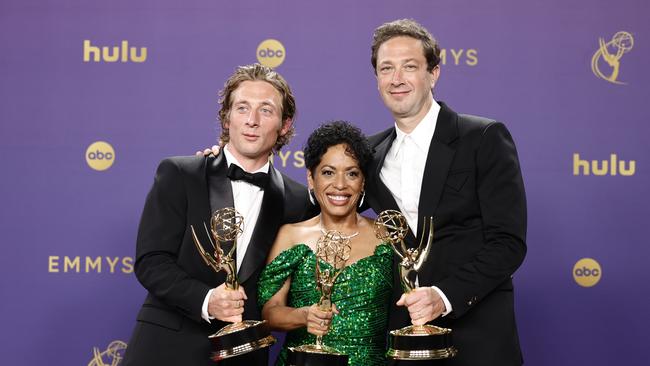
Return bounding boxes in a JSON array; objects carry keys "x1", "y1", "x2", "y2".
[
  {"x1": 304, "y1": 121, "x2": 373, "y2": 177},
  {"x1": 371, "y1": 18, "x2": 441, "y2": 74},
  {"x1": 217, "y1": 63, "x2": 296, "y2": 153}
]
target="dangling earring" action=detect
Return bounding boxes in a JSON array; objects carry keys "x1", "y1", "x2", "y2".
[
  {"x1": 309, "y1": 189, "x2": 316, "y2": 206},
  {"x1": 358, "y1": 191, "x2": 366, "y2": 208}
]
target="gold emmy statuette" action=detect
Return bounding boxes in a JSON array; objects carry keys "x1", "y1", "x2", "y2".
[
  {"x1": 374, "y1": 210, "x2": 457, "y2": 361},
  {"x1": 287, "y1": 230, "x2": 350, "y2": 366},
  {"x1": 190, "y1": 207, "x2": 275, "y2": 361}
]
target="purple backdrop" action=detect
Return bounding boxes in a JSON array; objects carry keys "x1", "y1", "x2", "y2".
[{"x1": 1, "y1": 0, "x2": 648, "y2": 365}]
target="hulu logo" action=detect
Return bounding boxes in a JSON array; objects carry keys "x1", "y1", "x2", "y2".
[
  {"x1": 83, "y1": 40, "x2": 147, "y2": 63},
  {"x1": 573, "y1": 153, "x2": 635, "y2": 176}
]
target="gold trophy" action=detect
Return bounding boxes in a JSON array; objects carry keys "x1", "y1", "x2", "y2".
[
  {"x1": 287, "y1": 230, "x2": 351, "y2": 366},
  {"x1": 190, "y1": 207, "x2": 275, "y2": 361},
  {"x1": 374, "y1": 210, "x2": 457, "y2": 361}
]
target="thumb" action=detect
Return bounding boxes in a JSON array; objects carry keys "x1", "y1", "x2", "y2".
[{"x1": 396, "y1": 293, "x2": 407, "y2": 306}]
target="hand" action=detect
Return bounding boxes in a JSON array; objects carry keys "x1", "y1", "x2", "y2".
[
  {"x1": 396, "y1": 287, "x2": 446, "y2": 325},
  {"x1": 195, "y1": 145, "x2": 221, "y2": 157},
  {"x1": 305, "y1": 303, "x2": 338, "y2": 336},
  {"x1": 208, "y1": 283, "x2": 247, "y2": 323}
]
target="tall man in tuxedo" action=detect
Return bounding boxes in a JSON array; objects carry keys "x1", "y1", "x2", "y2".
[
  {"x1": 123, "y1": 64, "x2": 314, "y2": 366},
  {"x1": 364, "y1": 19, "x2": 527, "y2": 365}
]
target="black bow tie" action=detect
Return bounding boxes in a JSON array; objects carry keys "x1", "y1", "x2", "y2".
[{"x1": 227, "y1": 164, "x2": 269, "y2": 189}]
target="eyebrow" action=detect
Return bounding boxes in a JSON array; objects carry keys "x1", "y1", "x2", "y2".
[
  {"x1": 379, "y1": 59, "x2": 419, "y2": 68},
  {"x1": 233, "y1": 100, "x2": 277, "y2": 108},
  {"x1": 321, "y1": 164, "x2": 360, "y2": 170}
]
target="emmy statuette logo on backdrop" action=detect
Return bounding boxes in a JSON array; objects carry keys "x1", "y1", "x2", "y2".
[
  {"x1": 591, "y1": 31, "x2": 634, "y2": 84},
  {"x1": 88, "y1": 340, "x2": 127, "y2": 366}
]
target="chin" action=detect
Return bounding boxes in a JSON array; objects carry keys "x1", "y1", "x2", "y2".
[{"x1": 322, "y1": 206, "x2": 356, "y2": 218}]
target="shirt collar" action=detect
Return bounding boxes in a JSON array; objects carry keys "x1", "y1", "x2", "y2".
[
  {"x1": 393, "y1": 99, "x2": 440, "y2": 153},
  {"x1": 223, "y1": 144, "x2": 270, "y2": 174}
]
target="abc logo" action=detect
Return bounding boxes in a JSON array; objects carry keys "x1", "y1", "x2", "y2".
[
  {"x1": 573, "y1": 258, "x2": 602, "y2": 287},
  {"x1": 86, "y1": 141, "x2": 115, "y2": 171},
  {"x1": 256, "y1": 39, "x2": 285, "y2": 68}
]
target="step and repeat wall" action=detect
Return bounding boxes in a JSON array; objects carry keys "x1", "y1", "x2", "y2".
[{"x1": 1, "y1": 0, "x2": 647, "y2": 365}]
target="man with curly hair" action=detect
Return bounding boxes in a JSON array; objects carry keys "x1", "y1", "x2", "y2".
[
  {"x1": 123, "y1": 64, "x2": 315, "y2": 366},
  {"x1": 365, "y1": 19, "x2": 527, "y2": 366}
]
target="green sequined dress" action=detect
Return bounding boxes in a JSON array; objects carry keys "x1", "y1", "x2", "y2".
[{"x1": 258, "y1": 243, "x2": 393, "y2": 366}]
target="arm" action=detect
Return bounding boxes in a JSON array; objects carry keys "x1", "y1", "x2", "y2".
[
  {"x1": 437, "y1": 122, "x2": 527, "y2": 318},
  {"x1": 135, "y1": 158, "x2": 243, "y2": 323},
  {"x1": 260, "y1": 225, "x2": 334, "y2": 335}
]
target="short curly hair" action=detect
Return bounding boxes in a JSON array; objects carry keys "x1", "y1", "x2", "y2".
[
  {"x1": 217, "y1": 64, "x2": 296, "y2": 154},
  {"x1": 304, "y1": 121, "x2": 373, "y2": 178}
]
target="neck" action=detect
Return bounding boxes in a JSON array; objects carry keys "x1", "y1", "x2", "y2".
[
  {"x1": 394, "y1": 96, "x2": 433, "y2": 134},
  {"x1": 319, "y1": 213, "x2": 360, "y2": 235},
  {"x1": 225, "y1": 144, "x2": 270, "y2": 172}
]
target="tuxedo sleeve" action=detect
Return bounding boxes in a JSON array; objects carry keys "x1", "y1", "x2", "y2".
[
  {"x1": 134, "y1": 158, "x2": 211, "y2": 323},
  {"x1": 437, "y1": 122, "x2": 527, "y2": 318}
]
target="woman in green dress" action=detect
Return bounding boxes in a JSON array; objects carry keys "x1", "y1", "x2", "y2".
[{"x1": 258, "y1": 121, "x2": 392, "y2": 365}]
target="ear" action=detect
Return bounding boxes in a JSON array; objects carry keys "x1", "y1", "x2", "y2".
[
  {"x1": 279, "y1": 118, "x2": 293, "y2": 137},
  {"x1": 306, "y1": 169, "x2": 314, "y2": 190},
  {"x1": 429, "y1": 65, "x2": 440, "y2": 89}
]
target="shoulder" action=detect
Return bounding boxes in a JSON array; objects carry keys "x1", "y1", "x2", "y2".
[
  {"x1": 368, "y1": 127, "x2": 394, "y2": 148},
  {"x1": 278, "y1": 171, "x2": 308, "y2": 196},
  {"x1": 156, "y1": 155, "x2": 206, "y2": 175},
  {"x1": 456, "y1": 113, "x2": 497, "y2": 136},
  {"x1": 268, "y1": 217, "x2": 318, "y2": 262}
]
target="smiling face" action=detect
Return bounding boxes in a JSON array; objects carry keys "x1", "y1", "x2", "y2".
[
  {"x1": 307, "y1": 143, "x2": 365, "y2": 219},
  {"x1": 376, "y1": 36, "x2": 440, "y2": 125},
  {"x1": 225, "y1": 80, "x2": 292, "y2": 169}
]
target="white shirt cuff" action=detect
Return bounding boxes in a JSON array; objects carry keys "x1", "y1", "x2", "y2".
[
  {"x1": 201, "y1": 289, "x2": 215, "y2": 323},
  {"x1": 431, "y1": 286, "x2": 452, "y2": 316}
]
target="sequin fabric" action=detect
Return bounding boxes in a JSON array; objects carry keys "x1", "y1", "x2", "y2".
[{"x1": 258, "y1": 243, "x2": 393, "y2": 366}]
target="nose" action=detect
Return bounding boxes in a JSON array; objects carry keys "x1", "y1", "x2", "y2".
[
  {"x1": 246, "y1": 109, "x2": 260, "y2": 126},
  {"x1": 333, "y1": 173, "x2": 346, "y2": 189},
  {"x1": 391, "y1": 68, "x2": 403, "y2": 85}
]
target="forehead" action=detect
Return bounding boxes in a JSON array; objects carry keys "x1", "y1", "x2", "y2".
[
  {"x1": 319, "y1": 144, "x2": 360, "y2": 167},
  {"x1": 231, "y1": 80, "x2": 282, "y2": 104},
  {"x1": 377, "y1": 36, "x2": 426, "y2": 62}
]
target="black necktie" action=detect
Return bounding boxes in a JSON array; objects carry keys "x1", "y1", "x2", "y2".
[{"x1": 227, "y1": 164, "x2": 269, "y2": 189}]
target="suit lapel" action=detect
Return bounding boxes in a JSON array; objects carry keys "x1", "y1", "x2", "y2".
[
  {"x1": 416, "y1": 102, "x2": 459, "y2": 236},
  {"x1": 368, "y1": 129, "x2": 401, "y2": 214},
  {"x1": 237, "y1": 165, "x2": 285, "y2": 284},
  {"x1": 207, "y1": 154, "x2": 235, "y2": 213},
  {"x1": 201, "y1": 154, "x2": 235, "y2": 283},
  {"x1": 368, "y1": 128, "x2": 419, "y2": 246}
]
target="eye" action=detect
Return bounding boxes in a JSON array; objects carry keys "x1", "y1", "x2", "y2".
[
  {"x1": 261, "y1": 107, "x2": 273, "y2": 115},
  {"x1": 404, "y1": 64, "x2": 417, "y2": 71},
  {"x1": 379, "y1": 65, "x2": 393, "y2": 73},
  {"x1": 347, "y1": 170, "x2": 360, "y2": 178},
  {"x1": 321, "y1": 169, "x2": 334, "y2": 176},
  {"x1": 236, "y1": 105, "x2": 248, "y2": 113}
]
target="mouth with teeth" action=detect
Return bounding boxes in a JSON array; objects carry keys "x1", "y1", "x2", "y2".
[{"x1": 326, "y1": 194, "x2": 352, "y2": 206}]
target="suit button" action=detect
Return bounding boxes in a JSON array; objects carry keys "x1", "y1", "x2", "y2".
[{"x1": 467, "y1": 296, "x2": 478, "y2": 306}]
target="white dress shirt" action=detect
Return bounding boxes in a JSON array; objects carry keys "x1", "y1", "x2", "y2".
[
  {"x1": 379, "y1": 100, "x2": 452, "y2": 316},
  {"x1": 201, "y1": 144, "x2": 268, "y2": 322}
]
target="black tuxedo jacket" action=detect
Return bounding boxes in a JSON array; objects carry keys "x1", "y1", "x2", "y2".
[
  {"x1": 123, "y1": 154, "x2": 313, "y2": 366},
  {"x1": 366, "y1": 102, "x2": 527, "y2": 366}
]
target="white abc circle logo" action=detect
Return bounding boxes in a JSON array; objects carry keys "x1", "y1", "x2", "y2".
[
  {"x1": 86, "y1": 141, "x2": 115, "y2": 171},
  {"x1": 256, "y1": 39, "x2": 286, "y2": 68},
  {"x1": 573, "y1": 258, "x2": 602, "y2": 287}
]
